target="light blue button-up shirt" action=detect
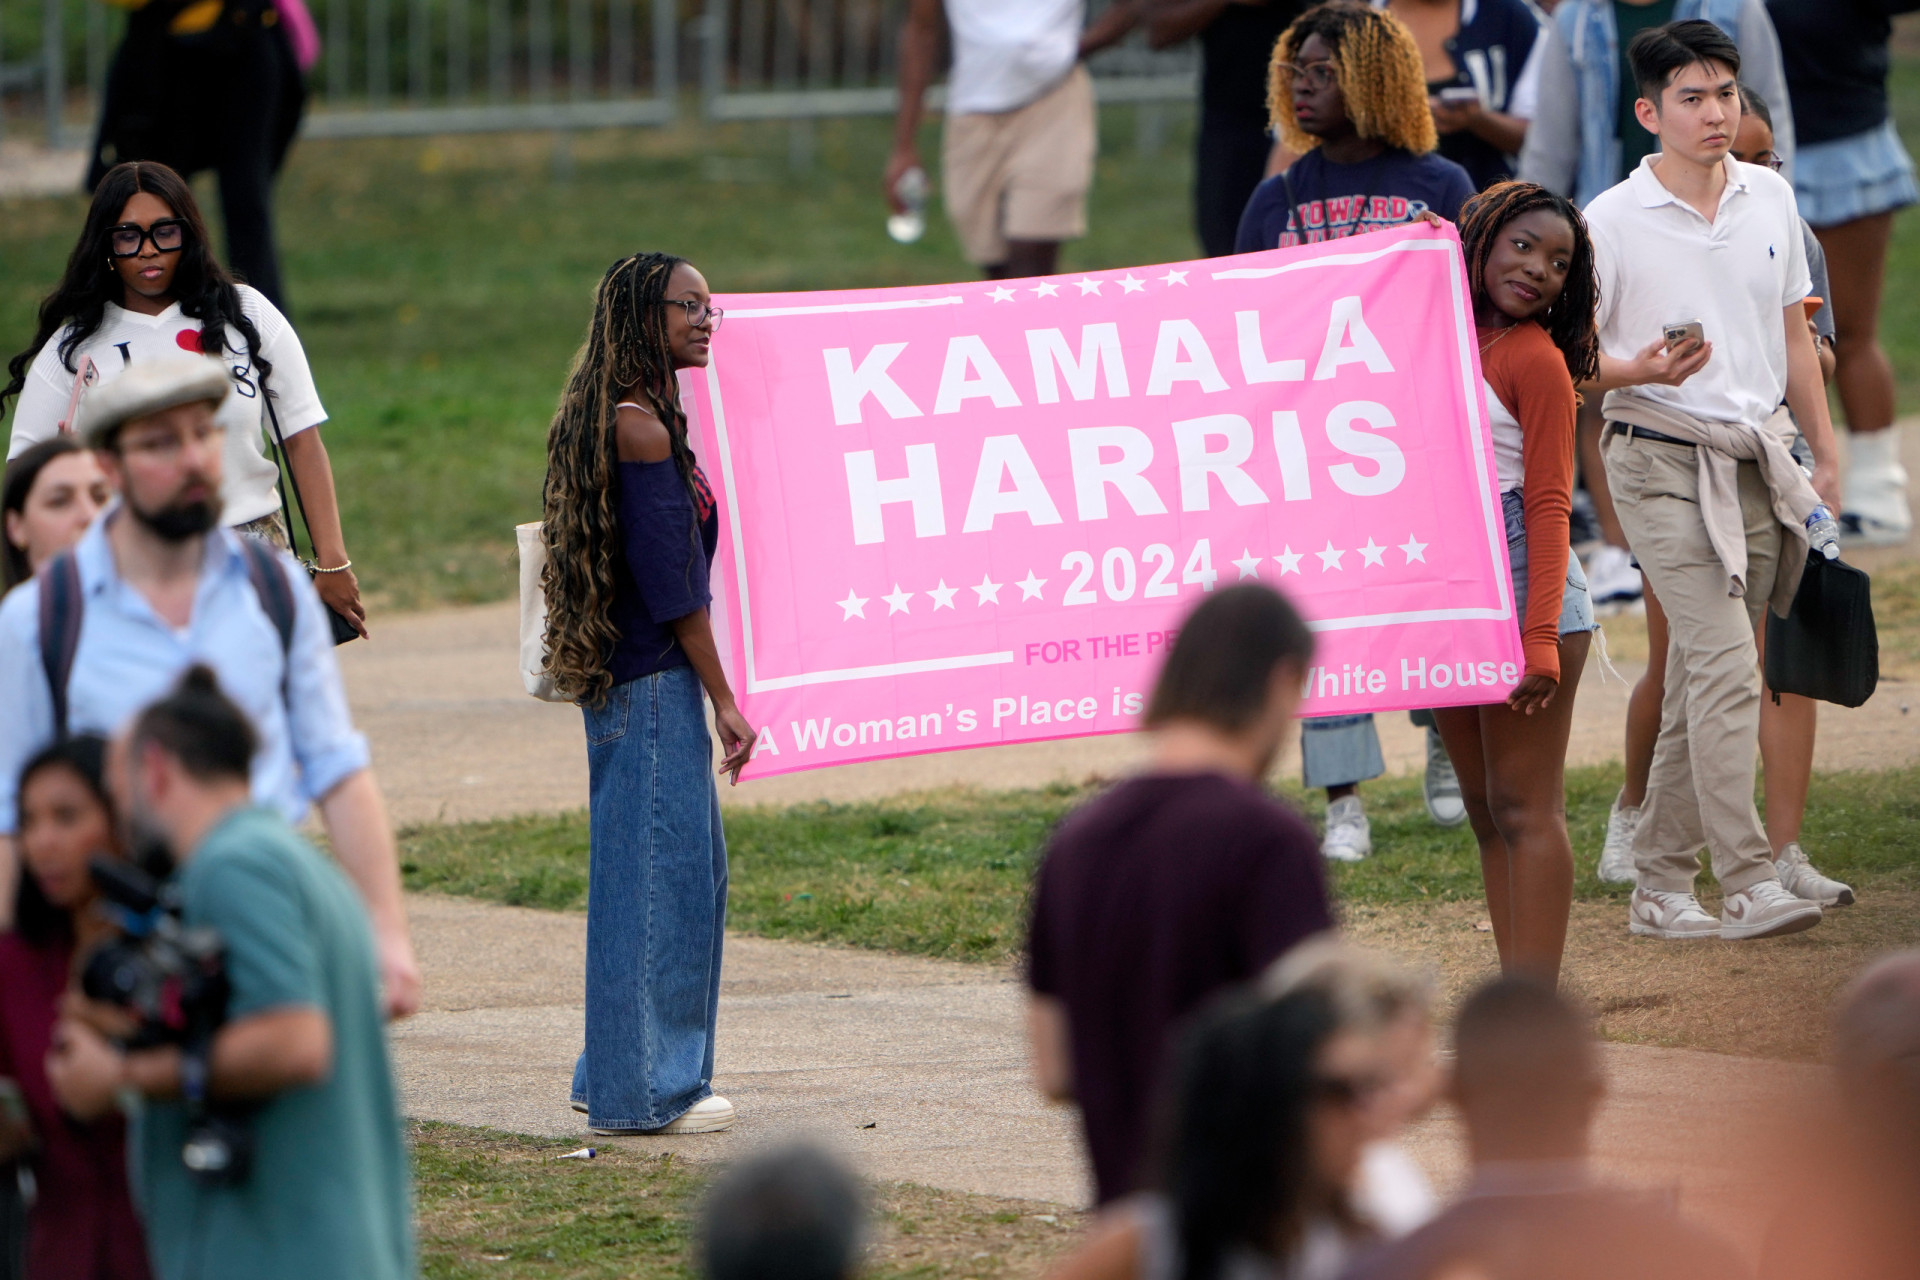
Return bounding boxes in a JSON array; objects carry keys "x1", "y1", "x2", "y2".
[{"x1": 0, "y1": 513, "x2": 370, "y2": 833}]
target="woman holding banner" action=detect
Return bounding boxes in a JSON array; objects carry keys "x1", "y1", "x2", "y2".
[
  {"x1": 541, "y1": 252, "x2": 754, "y2": 1136},
  {"x1": 1430, "y1": 181, "x2": 1601, "y2": 986}
]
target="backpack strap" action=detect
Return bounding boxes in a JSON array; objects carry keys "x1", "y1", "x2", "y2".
[
  {"x1": 37, "y1": 551, "x2": 85, "y2": 741},
  {"x1": 237, "y1": 538, "x2": 298, "y2": 706}
]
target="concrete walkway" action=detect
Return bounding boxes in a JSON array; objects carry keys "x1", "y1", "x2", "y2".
[{"x1": 397, "y1": 892, "x2": 1821, "y2": 1244}]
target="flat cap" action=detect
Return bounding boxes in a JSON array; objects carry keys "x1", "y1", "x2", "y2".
[{"x1": 75, "y1": 355, "x2": 231, "y2": 448}]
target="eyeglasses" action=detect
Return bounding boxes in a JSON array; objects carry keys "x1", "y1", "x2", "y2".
[
  {"x1": 108, "y1": 219, "x2": 188, "y2": 258},
  {"x1": 1761, "y1": 150, "x2": 1784, "y2": 172},
  {"x1": 1277, "y1": 60, "x2": 1339, "y2": 93},
  {"x1": 661, "y1": 299, "x2": 724, "y2": 331}
]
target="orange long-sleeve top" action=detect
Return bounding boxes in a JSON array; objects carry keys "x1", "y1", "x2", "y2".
[{"x1": 1479, "y1": 320, "x2": 1578, "y2": 683}]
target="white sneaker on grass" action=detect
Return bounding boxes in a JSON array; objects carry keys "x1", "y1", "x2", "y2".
[
  {"x1": 1627, "y1": 887, "x2": 1720, "y2": 939},
  {"x1": 1719, "y1": 880, "x2": 1822, "y2": 941},
  {"x1": 1775, "y1": 842, "x2": 1854, "y2": 907},
  {"x1": 1422, "y1": 728, "x2": 1467, "y2": 827},
  {"x1": 1322, "y1": 795, "x2": 1372, "y2": 862},
  {"x1": 1840, "y1": 427, "x2": 1912, "y2": 547},
  {"x1": 592, "y1": 1095, "x2": 736, "y2": 1136},
  {"x1": 1584, "y1": 543, "x2": 1643, "y2": 606},
  {"x1": 1597, "y1": 793, "x2": 1640, "y2": 884}
]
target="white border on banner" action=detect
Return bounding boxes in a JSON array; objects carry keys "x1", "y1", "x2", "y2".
[{"x1": 707, "y1": 234, "x2": 1505, "y2": 695}]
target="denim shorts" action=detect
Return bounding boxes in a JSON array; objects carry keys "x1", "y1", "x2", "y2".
[
  {"x1": 1504, "y1": 489, "x2": 1597, "y2": 636},
  {"x1": 1793, "y1": 119, "x2": 1919, "y2": 228}
]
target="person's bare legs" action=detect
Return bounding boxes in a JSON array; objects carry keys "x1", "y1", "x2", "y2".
[
  {"x1": 1755, "y1": 625, "x2": 1817, "y2": 853},
  {"x1": 1622, "y1": 586, "x2": 1669, "y2": 808},
  {"x1": 986, "y1": 239, "x2": 1060, "y2": 280},
  {"x1": 1578, "y1": 399, "x2": 1628, "y2": 548},
  {"x1": 1817, "y1": 213, "x2": 1898, "y2": 442},
  {"x1": 1435, "y1": 628, "x2": 1590, "y2": 987}
]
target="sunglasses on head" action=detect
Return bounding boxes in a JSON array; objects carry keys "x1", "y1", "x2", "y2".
[{"x1": 108, "y1": 219, "x2": 188, "y2": 258}]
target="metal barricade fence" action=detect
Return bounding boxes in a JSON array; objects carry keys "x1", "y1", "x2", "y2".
[{"x1": 1, "y1": 0, "x2": 1194, "y2": 147}]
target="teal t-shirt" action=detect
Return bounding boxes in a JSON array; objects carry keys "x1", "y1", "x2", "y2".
[
  {"x1": 1614, "y1": 0, "x2": 1678, "y2": 181},
  {"x1": 136, "y1": 807, "x2": 415, "y2": 1280}
]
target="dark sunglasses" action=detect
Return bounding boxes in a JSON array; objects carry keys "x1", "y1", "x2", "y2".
[
  {"x1": 108, "y1": 219, "x2": 188, "y2": 258},
  {"x1": 661, "y1": 298, "x2": 724, "y2": 331}
]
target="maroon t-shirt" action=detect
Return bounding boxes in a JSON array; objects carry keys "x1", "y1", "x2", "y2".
[
  {"x1": 0, "y1": 934, "x2": 152, "y2": 1280},
  {"x1": 1026, "y1": 771, "x2": 1332, "y2": 1204}
]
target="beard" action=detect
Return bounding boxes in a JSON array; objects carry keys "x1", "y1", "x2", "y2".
[
  {"x1": 126, "y1": 805, "x2": 179, "y2": 881},
  {"x1": 129, "y1": 489, "x2": 220, "y2": 542}
]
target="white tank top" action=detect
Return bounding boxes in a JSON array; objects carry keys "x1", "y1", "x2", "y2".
[
  {"x1": 945, "y1": 0, "x2": 1082, "y2": 114},
  {"x1": 1485, "y1": 378, "x2": 1524, "y2": 495}
]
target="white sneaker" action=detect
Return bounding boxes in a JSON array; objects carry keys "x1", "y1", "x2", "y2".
[
  {"x1": 1840, "y1": 426, "x2": 1912, "y2": 546},
  {"x1": 1597, "y1": 792, "x2": 1640, "y2": 884},
  {"x1": 1627, "y1": 887, "x2": 1720, "y2": 939},
  {"x1": 1422, "y1": 728, "x2": 1467, "y2": 828},
  {"x1": 1719, "y1": 880, "x2": 1822, "y2": 941},
  {"x1": 1775, "y1": 842, "x2": 1854, "y2": 907},
  {"x1": 1583, "y1": 543, "x2": 1643, "y2": 605},
  {"x1": 592, "y1": 1094, "x2": 736, "y2": 1136},
  {"x1": 1322, "y1": 795, "x2": 1372, "y2": 862}
]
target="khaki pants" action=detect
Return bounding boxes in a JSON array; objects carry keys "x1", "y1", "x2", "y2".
[
  {"x1": 1604, "y1": 429, "x2": 1784, "y2": 895},
  {"x1": 942, "y1": 65, "x2": 1095, "y2": 266}
]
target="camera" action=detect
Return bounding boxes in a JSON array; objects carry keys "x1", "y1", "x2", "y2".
[{"x1": 81, "y1": 856, "x2": 250, "y2": 1185}]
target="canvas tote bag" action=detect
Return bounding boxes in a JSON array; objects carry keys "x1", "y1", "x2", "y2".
[{"x1": 517, "y1": 522, "x2": 568, "y2": 702}]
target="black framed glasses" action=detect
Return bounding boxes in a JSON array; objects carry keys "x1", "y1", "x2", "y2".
[
  {"x1": 1277, "y1": 60, "x2": 1339, "y2": 93},
  {"x1": 108, "y1": 219, "x2": 188, "y2": 258},
  {"x1": 661, "y1": 299, "x2": 724, "y2": 331}
]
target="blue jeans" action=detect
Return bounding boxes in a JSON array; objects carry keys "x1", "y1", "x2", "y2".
[{"x1": 570, "y1": 664, "x2": 728, "y2": 1130}]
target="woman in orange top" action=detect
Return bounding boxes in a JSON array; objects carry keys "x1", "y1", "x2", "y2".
[{"x1": 1433, "y1": 182, "x2": 1601, "y2": 987}]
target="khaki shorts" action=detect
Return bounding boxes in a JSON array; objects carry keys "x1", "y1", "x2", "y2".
[{"x1": 942, "y1": 64, "x2": 1096, "y2": 266}]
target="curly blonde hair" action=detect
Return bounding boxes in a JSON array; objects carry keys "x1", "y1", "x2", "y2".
[
  {"x1": 539, "y1": 252, "x2": 699, "y2": 707},
  {"x1": 1268, "y1": 1, "x2": 1438, "y2": 157}
]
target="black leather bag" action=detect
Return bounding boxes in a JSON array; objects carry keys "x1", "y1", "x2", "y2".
[{"x1": 1764, "y1": 553, "x2": 1877, "y2": 708}]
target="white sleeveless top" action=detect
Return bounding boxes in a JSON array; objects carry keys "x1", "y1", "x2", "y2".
[{"x1": 1485, "y1": 378, "x2": 1525, "y2": 495}]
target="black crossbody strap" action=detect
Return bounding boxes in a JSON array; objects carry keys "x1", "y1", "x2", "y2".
[
  {"x1": 238, "y1": 538, "x2": 298, "y2": 709},
  {"x1": 37, "y1": 551, "x2": 84, "y2": 740}
]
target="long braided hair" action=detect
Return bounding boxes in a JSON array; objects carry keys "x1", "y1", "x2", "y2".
[
  {"x1": 1268, "y1": 2, "x2": 1438, "y2": 158},
  {"x1": 3, "y1": 162, "x2": 273, "y2": 419},
  {"x1": 540, "y1": 252, "x2": 701, "y2": 707},
  {"x1": 1457, "y1": 181, "x2": 1601, "y2": 385}
]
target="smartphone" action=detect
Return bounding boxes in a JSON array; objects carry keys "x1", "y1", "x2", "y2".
[
  {"x1": 1663, "y1": 319, "x2": 1705, "y2": 350},
  {"x1": 1437, "y1": 85, "x2": 1481, "y2": 106},
  {"x1": 1802, "y1": 296, "x2": 1824, "y2": 318}
]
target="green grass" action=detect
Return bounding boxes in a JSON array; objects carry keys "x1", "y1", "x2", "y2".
[{"x1": 398, "y1": 763, "x2": 1920, "y2": 966}]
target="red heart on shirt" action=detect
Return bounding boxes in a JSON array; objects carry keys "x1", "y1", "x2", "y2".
[{"x1": 174, "y1": 329, "x2": 207, "y2": 353}]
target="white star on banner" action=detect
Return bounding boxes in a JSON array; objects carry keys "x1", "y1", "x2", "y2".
[
  {"x1": 987, "y1": 286, "x2": 1016, "y2": 303},
  {"x1": 1317, "y1": 542, "x2": 1346, "y2": 571},
  {"x1": 1118, "y1": 274, "x2": 1147, "y2": 294},
  {"x1": 837, "y1": 589, "x2": 868, "y2": 620},
  {"x1": 928, "y1": 579, "x2": 958, "y2": 610},
  {"x1": 1359, "y1": 538, "x2": 1387, "y2": 567},
  {"x1": 1232, "y1": 549, "x2": 1262, "y2": 579},
  {"x1": 972, "y1": 573, "x2": 1003, "y2": 605},
  {"x1": 1400, "y1": 535, "x2": 1428, "y2": 564},
  {"x1": 883, "y1": 584, "x2": 913, "y2": 615},
  {"x1": 1160, "y1": 269, "x2": 1189, "y2": 286},
  {"x1": 1017, "y1": 570, "x2": 1048, "y2": 600},
  {"x1": 1032, "y1": 281, "x2": 1060, "y2": 298},
  {"x1": 1074, "y1": 276, "x2": 1104, "y2": 296},
  {"x1": 1273, "y1": 546, "x2": 1304, "y2": 575}
]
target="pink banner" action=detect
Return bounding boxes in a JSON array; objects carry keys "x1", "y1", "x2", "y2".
[{"x1": 684, "y1": 221, "x2": 1520, "y2": 779}]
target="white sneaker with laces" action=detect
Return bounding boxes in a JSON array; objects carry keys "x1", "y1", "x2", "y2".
[
  {"x1": 1839, "y1": 427, "x2": 1912, "y2": 547},
  {"x1": 1422, "y1": 727, "x2": 1467, "y2": 828},
  {"x1": 592, "y1": 1094, "x2": 736, "y2": 1136},
  {"x1": 1583, "y1": 543, "x2": 1643, "y2": 605},
  {"x1": 1775, "y1": 842, "x2": 1854, "y2": 907},
  {"x1": 1597, "y1": 792, "x2": 1640, "y2": 884},
  {"x1": 1322, "y1": 795, "x2": 1372, "y2": 862},
  {"x1": 1627, "y1": 887, "x2": 1720, "y2": 939},
  {"x1": 1719, "y1": 880, "x2": 1822, "y2": 941}
]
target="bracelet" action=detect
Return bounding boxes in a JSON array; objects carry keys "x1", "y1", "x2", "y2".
[{"x1": 309, "y1": 559, "x2": 353, "y2": 574}]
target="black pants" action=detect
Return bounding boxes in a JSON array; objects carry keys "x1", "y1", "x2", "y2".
[
  {"x1": 1195, "y1": 106, "x2": 1274, "y2": 258},
  {"x1": 88, "y1": 4, "x2": 305, "y2": 310}
]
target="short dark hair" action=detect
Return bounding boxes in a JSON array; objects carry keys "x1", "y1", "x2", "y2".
[
  {"x1": 12, "y1": 734, "x2": 113, "y2": 948},
  {"x1": 698, "y1": 1145, "x2": 865, "y2": 1280},
  {"x1": 1144, "y1": 585, "x2": 1314, "y2": 733},
  {"x1": 3, "y1": 435, "x2": 89, "y2": 590},
  {"x1": 129, "y1": 665, "x2": 257, "y2": 784},
  {"x1": 1628, "y1": 19, "x2": 1741, "y2": 104},
  {"x1": 1737, "y1": 81, "x2": 1771, "y2": 131},
  {"x1": 1453, "y1": 977, "x2": 1596, "y2": 1134}
]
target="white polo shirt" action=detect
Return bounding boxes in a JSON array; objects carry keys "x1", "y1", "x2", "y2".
[{"x1": 1586, "y1": 154, "x2": 1810, "y2": 431}]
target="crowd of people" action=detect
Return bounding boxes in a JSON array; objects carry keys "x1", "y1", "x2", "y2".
[{"x1": 0, "y1": 0, "x2": 1912, "y2": 1277}]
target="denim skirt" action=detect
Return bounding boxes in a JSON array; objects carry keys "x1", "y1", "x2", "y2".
[{"x1": 1793, "y1": 119, "x2": 1919, "y2": 228}]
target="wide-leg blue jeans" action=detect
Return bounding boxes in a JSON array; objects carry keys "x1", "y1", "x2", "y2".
[{"x1": 569, "y1": 664, "x2": 728, "y2": 1130}]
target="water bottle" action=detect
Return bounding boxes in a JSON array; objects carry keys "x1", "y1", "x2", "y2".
[
  {"x1": 888, "y1": 166, "x2": 928, "y2": 244},
  {"x1": 1805, "y1": 505, "x2": 1841, "y2": 560}
]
